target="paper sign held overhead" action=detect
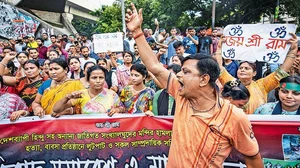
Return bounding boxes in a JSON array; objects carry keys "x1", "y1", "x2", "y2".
[
  {"x1": 222, "y1": 24, "x2": 296, "y2": 63},
  {"x1": 93, "y1": 33, "x2": 124, "y2": 53}
]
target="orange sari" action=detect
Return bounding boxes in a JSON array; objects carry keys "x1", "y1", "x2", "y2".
[{"x1": 218, "y1": 68, "x2": 289, "y2": 114}]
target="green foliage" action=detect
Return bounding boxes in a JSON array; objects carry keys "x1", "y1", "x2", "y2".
[
  {"x1": 72, "y1": 0, "x2": 300, "y2": 35},
  {"x1": 71, "y1": 19, "x2": 97, "y2": 37},
  {"x1": 94, "y1": 4, "x2": 123, "y2": 33}
]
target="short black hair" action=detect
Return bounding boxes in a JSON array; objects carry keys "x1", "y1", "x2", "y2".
[
  {"x1": 198, "y1": 26, "x2": 207, "y2": 31},
  {"x1": 50, "y1": 35, "x2": 57, "y2": 38},
  {"x1": 80, "y1": 46, "x2": 89, "y2": 51},
  {"x1": 221, "y1": 80, "x2": 250, "y2": 100},
  {"x1": 36, "y1": 38, "x2": 44, "y2": 43},
  {"x1": 86, "y1": 65, "x2": 106, "y2": 82},
  {"x1": 173, "y1": 41, "x2": 183, "y2": 49},
  {"x1": 187, "y1": 27, "x2": 194, "y2": 31},
  {"x1": 28, "y1": 48, "x2": 38, "y2": 52},
  {"x1": 49, "y1": 49, "x2": 59, "y2": 56},
  {"x1": 182, "y1": 54, "x2": 220, "y2": 87}
]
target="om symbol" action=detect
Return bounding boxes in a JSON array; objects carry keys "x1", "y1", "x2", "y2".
[
  {"x1": 263, "y1": 51, "x2": 280, "y2": 62},
  {"x1": 229, "y1": 25, "x2": 243, "y2": 36},
  {"x1": 270, "y1": 26, "x2": 287, "y2": 38},
  {"x1": 223, "y1": 48, "x2": 235, "y2": 58}
]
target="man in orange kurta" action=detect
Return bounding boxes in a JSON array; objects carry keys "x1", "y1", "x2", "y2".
[{"x1": 125, "y1": 3, "x2": 263, "y2": 167}]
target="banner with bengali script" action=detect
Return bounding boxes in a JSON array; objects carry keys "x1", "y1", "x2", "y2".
[
  {"x1": 222, "y1": 24, "x2": 296, "y2": 63},
  {"x1": 0, "y1": 115, "x2": 299, "y2": 168}
]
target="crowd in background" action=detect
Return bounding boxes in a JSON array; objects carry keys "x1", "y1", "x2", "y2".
[{"x1": 0, "y1": 21, "x2": 299, "y2": 122}]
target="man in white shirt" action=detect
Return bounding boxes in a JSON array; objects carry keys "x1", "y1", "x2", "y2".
[{"x1": 79, "y1": 46, "x2": 96, "y2": 69}]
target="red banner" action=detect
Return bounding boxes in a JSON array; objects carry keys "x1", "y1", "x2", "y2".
[{"x1": 0, "y1": 115, "x2": 299, "y2": 167}]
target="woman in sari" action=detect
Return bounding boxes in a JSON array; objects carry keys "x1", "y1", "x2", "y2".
[
  {"x1": 32, "y1": 58, "x2": 84, "y2": 117},
  {"x1": 52, "y1": 65, "x2": 124, "y2": 116},
  {"x1": 216, "y1": 34, "x2": 298, "y2": 114},
  {"x1": 0, "y1": 54, "x2": 46, "y2": 114},
  {"x1": 254, "y1": 75, "x2": 300, "y2": 115},
  {"x1": 120, "y1": 63, "x2": 155, "y2": 114}
]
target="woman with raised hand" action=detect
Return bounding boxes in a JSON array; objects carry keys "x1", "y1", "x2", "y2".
[
  {"x1": 221, "y1": 80, "x2": 250, "y2": 109},
  {"x1": 216, "y1": 34, "x2": 298, "y2": 114},
  {"x1": 0, "y1": 76, "x2": 29, "y2": 121},
  {"x1": 0, "y1": 53, "x2": 47, "y2": 114},
  {"x1": 79, "y1": 61, "x2": 96, "y2": 88},
  {"x1": 52, "y1": 65, "x2": 124, "y2": 117},
  {"x1": 116, "y1": 51, "x2": 134, "y2": 92},
  {"x1": 32, "y1": 58, "x2": 84, "y2": 117},
  {"x1": 120, "y1": 63, "x2": 155, "y2": 114},
  {"x1": 254, "y1": 75, "x2": 300, "y2": 115}
]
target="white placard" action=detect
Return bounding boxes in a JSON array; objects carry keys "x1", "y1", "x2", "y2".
[
  {"x1": 222, "y1": 24, "x2": 296, "y2": 63},
  {"x1": 93, "y1": 33, "x2": 124, "y2": 53}
]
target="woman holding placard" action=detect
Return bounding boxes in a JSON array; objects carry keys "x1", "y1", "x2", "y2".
[{"x1": 216, "y1": 34, "x2": 298, "y2": 114}]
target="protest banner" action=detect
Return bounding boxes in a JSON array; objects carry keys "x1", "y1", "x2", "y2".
[
  {"x1": 0, "y1": 115, "x2": 299, "y2": 168},
  {"x1": 222, "y1": 24, "x2": 296, "y2": 63},
  {"x1": 93, "y1": 33, "x2": 124, "y2": 53}
]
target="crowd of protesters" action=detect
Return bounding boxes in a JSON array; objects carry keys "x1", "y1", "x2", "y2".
[{"x1": 0, "y1": 15, "x2": 299, "y2": 122}]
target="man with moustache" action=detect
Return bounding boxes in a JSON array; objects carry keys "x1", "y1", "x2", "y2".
[{"x1": 125, "y1": 3, "x2": 263, "y2": 168}]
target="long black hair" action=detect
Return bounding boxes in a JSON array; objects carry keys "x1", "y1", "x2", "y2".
[{"x1": 221, "y1": 80, "x2": 250, "y2": 100}]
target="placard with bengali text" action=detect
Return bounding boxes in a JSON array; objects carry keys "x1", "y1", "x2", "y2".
[
  {"x1": 222, "y1": 24, "x2": 296, "y2": 63},
  {"x1": 93, "y1": 33, "x2": 124, "y2": 53}
]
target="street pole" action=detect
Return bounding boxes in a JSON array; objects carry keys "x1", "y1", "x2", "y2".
[
  {"x1": 121, "y1": 0, "x2": 126, "y2": 34},
  {"x1": 274, "y1": 0, "x2": 279, "y2": 23},
  {"x1": 212, "y1": 0, "x2": 216, "y2": 29}
]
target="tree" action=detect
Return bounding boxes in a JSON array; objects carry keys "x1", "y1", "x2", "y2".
[{"x1": 93, "y1": 4, "x2": 123, "y2": 33}]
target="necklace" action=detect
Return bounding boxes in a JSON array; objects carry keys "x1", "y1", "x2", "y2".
[{"x1": 191, "y1": 103, "x2": 216, "y2": 113}]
